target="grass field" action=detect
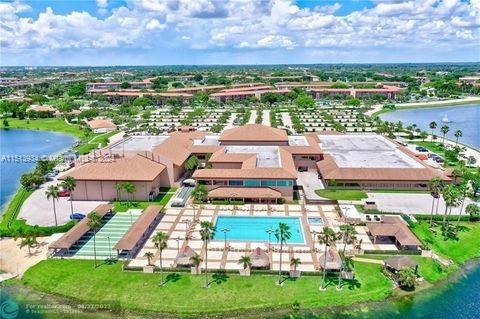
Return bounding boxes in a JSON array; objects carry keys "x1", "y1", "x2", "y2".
[
  {"x1": 315, "y1": 189, "x2": 368, "y2": 200},
  {"x1": 1, "y1": 118, "x2": 86, "y2": 139},
  {"x1": 411, "y1": 222, "x2": 480, "y2": 264},
  {"x1": 22, "y1": 259, "x2": 392, "y2": 316}
]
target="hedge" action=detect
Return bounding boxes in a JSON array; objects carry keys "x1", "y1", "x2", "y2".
[{"x1": 363, "y1": 250, "x2": 422, "y2": 256}]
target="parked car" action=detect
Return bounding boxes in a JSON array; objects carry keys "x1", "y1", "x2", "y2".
[
  {"x1": 70, "y1": 213, "x2": 85, "y2": 220},
  {"x1": 58, "y1": 190, "x2": 70, "y2": 197}
]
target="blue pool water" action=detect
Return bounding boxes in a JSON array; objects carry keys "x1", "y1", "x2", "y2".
[{"x1": 213, "y1": 216, "x2": 305, "y2": 243}]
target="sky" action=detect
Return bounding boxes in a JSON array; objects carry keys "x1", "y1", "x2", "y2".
[{"x1": 0, "y1": 0, "x2": 479, "y2": 66}]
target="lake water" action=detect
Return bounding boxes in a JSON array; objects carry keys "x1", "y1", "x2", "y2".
[
  {"x1": 0, "y1": 129, "x2": 76, "y2": 210},
  {"x1": 380, "y1": 103, "x2": 480, "y2": 150},
  {"x1": 1, "y1": 263, "x2": 478, "y2": 319}
]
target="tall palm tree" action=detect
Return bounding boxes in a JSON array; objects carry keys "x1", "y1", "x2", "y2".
[
  {"x1": 87, "y1": 212, "x2": 102, "y2": 268},
  {"x1": 19, "y1": 234, "x2": 38, "y2": 255},
  {"x1": 45, "y1": 184, "x2": 60, "y2": 226},
  {"x1": 123, "y1": 182, "x2": 136, "y2": 206},
  {"x1": 429, "y1": 121, "x2": 437, "y2": 137},
  {"x1": 199, "y1": 221, "x2": 215, "y2": 288},
  {"x1": 238, "y1": 255, "x2": 251, "y2": 270},
  {"x1": 454, "y1": 183, "x2": 469, "y2": 229},
  {"x1": 428, "y1": 177, "x2": 444, "y2": 227},
  {"x1": 318, "y1": 227, "x2": 337, "y2": 290},
  {"x1": 152, "y1": 231, "x2": 169, "y2": 286},
  {"x1": 454, "y1": 129, "x2": 463, "y2": 145},
  {"x1": 274, "y1": 222, "x2": 291, "y2": 285},
  {"x1": 290, "y1": 257, "x2": 301, "y2": 272},
  {"x1": 190, "y1": 255, "x2": 203, "y2": 275},
  {"x1": 440, "y1": 125, "x2": 450, "y2": 146},
  {"x1": 144, "y1": 251, "x2": 154, "y2": 266},
  {"x1": 441, "y1": 184, "x2": 460, "y2": 231},
  {"x1": 61, "y1": 176, "x2": 76, "y2": 217},
  {"x1": 336, "y1": 224, "x2": 357, "y2": 290},
  {"x1": 115, "y1": 182, "x2": 124, "y2": 201}
]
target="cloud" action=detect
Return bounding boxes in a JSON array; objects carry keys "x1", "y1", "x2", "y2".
[{"x1": 1, "y1": 0, "x2": 479, "y2": 64}]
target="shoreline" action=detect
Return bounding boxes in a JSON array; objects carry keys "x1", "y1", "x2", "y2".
[{"x1": 5, "y1": 258, "x2": 479, "y2": 319}]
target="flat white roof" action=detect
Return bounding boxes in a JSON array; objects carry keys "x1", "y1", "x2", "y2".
[
  {"x1": 288, "y1": 136, "x2": 309, "y2": 146},
  {"x1": 193, "y1": 135, "x2": 220, "y2": 146},
  {"x1": 108, "y1": 135, "x2": 169, "y2": 153},
  {"x1": 318, "y1": 134, "x2": 423, "y2": 169},
  {"x1": 225, "y1": 145, "x2": 281, "y2": 168}
]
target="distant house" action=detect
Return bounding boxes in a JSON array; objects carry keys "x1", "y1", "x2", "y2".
[{"x1": 87, "y1": 119, "x2": 117, "y2": 133}]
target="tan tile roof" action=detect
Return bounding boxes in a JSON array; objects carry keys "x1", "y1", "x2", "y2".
[
  {"x1": 219, "y1": 124, "x2": 288, "y2": 143},
  {"x1": 316, "y1": 155, "x2": 449, "y2": 182},
  {"x1": 193, "y1": 167, "x2": 296, "y2": 179},
  {"x1": 208, "y1": 187, "x2": 281, "y2": 199},
  {"x1": 87, "y1": 119, "x2": 117, "y2": 130},
  {"x1": 61, "y1": 155, "x2": 165, "y2": 181},
  {"x1": 49, "y1": 204, "x2": 113, "y2": 249},
  {"x1": 367, "y1": 215, "x2": 421, "y2": 247},
  {"x1": 114, "y1": 205, "x2": 163, "y2": 251}
]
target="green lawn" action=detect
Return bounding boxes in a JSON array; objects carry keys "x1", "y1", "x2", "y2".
[
  {"x1": 315, "y1": 189, "x2": 368, "y2": 201},
  {"x1": 1, "y1": 118, "x2": 86, "y2": 139},
  {"x1": 113, "y1": 188, "x2": 177, "y2": 212},
  {"x1": 22, "y1": 259, "x2": 392, "y2": 317},
  {"x1": 411, "y1": 222, "x2": 480, "y2": 264}
]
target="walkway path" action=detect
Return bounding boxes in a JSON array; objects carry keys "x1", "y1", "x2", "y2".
[
  {"x1": 280, "y1": 112, "x2": 293, "y2": 131},
  {"x1": 247, "y1": 110, "x2": 256, "y2": 124},
  {"x1": 262, "y1": 109, "x2": 270, "y2": 126}
]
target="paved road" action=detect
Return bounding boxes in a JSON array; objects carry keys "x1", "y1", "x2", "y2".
[
  {"x1": 365, "y1": 193, "x2": 475, "y2": 215},
  {"x1": 19, "y1": 180, "x2": 106, "y2": 226}
]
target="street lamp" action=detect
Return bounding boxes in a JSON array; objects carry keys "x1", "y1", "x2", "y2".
[
  {"x1": 265, "y1": 228, "x2": 274, "y2": 251},
  {"x1": 221, "y1": 228, "x2": 230, "y2": 249},
  {"x1": 182, "y1": 218, "x2": 190, "y2": 238},
  {"x1": 175, "y1": 236, "x2": 181, "y2": 253},
  {"x1": 311, "y1": 231, "x2": 318, "y2": 251}
]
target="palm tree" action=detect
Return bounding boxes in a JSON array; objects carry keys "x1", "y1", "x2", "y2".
[
  {"x1": 115, "y1": 183, "x2": 123, "y2": 201},
  {"x1": 61, "y1": 176, "x2": 76, "y2": 217},
  {"x1": 441, "y1": 184, "x2": 460, "y2": 231},
  {"x1": 190, "y1": 255, "x2": 203, "y2": 275},
  {"x1": 274, "y1": 222, "x2": 291, "y2": 285},
  {"x1": 45, "y1": 184, "x2": 60, "y2": 226},
  {"x1": 336, "y1": 224, "x2": 357, "y2": 290},
  {"x1": 144, "y1": 251, "x2": 154, "y2": 266},
  {"x1": 87, "y1": 212, "x2": 102, "y2": 268},
  {"x1": 199, "y1": 221, "x2": 215, "y2": 288},
  {"x1": 123, "y1": 182, "x2": 136, "y2": 206},
  {"x1": 455, "y1": 183, "x2": 469, "y2": 229},
  {"x1": 440, "y1": 125, "x2": 450, "y2": 146},
  {"x1": 152, "y1": 231, "x2": 169, "y2": 286},
  {"x1": 318, "y1": 227, "x2": 337, "y2": 290},
  {"x1": 238, "y1": 255, "x2": 251, "y2": 270},
  {"x1": 19, "y1": 234, "x2": 38, "y2": 255},
  {"x1": 428, "y1": 177, "x2": 444, "y2": 227},
  {"x1": 290, "y1": 257, "x2": 301, "y2": 272},
  {"x1": 192, "y1": 184, "x2": 209, "y2": 203},
  {"x1": 454, "y1": 129, "x2": 463, "y2": 145},
  {"x1": 429, "y1": 121, "x2": 437, "y2": 137}
]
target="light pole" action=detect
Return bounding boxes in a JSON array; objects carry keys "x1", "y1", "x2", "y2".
[
  {"x1": 311, "y1": 231, "x2": 318, "y2": 251},
  {"x1": 176, "y1": 236, "x2": 181, "y2": 253},
  {"x1": 182, "y1": 218, "x2": 190, "y2": 238},
  {"x1": 107, "y1": 236, "x2": 112, "y2": 259},
  {"x1": 266, "y1": 228, "x2": 274, "y2": 251},
  {"x1": 221, "y1": 228, "x2": 230, "y2": 249}
]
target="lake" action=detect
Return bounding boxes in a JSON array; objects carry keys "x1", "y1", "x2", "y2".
[
  {"x1": 0, "y1": 129, "x2": 76, "y2": 210},
  {"x1": 380, "y1": 103, "x2": 480, "y2": 150},
  {"x1": 1, "y1": 263, "x2": 479, "y2": 319}
]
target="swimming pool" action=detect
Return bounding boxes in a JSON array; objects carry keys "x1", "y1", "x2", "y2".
[{"x1": 213, "y1": 216, "x2": 305, "y2": 244}]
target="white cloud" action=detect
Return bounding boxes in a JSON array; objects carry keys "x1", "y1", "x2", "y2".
[{"x1": 1, "y1": 0, "x2": 479, "y2": 62}]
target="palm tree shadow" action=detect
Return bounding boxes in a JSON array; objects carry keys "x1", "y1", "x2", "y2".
[
  {"x1": 100, "y1": 258, "x2": 118, "y2": 266},
  {"x1": 209, "y1": 271, "x2": 229, "y2": 285},
  {"x1": 165, "y1": 272, "x2": 181, "y2": 283},
  {"x1": 345, "y1": 278, "x2": 361, "y2": 290}
]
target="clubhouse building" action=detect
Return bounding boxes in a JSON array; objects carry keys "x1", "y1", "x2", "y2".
[{"x1": 61, "y1": 125, "x2": 448, "y2": 203}]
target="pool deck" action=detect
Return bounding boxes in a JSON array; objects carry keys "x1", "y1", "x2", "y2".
[{"x1": 130, "y1": 203, "x2": 389, "y2": 272}]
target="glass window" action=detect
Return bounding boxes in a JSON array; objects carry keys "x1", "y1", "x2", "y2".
[
  {"x1": 245, "y1": 180, "x2": 261, "y2": 187},
  {"x1": 276, "y1": 180, "x2": 293, "y2": 187},
  {"x1": 229, "y1": 180, "x2": 244, "y2": 186},
  {"x1": 261, "y1": 180, "x2": 276, "y2": 187}
]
